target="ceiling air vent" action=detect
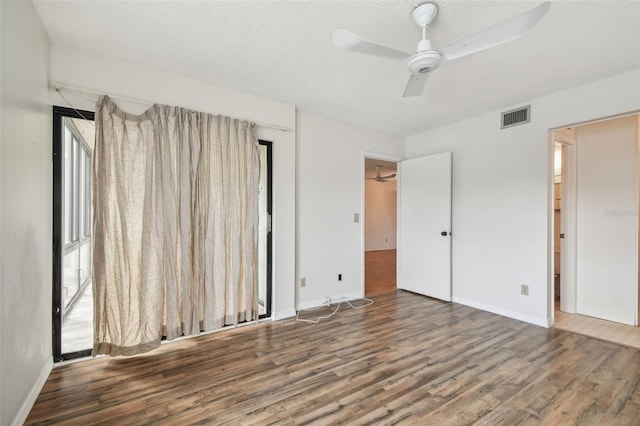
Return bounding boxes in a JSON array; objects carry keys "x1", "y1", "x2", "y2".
[{"x1": 501, "y1": 105, "x2": 530, "y2": 129}]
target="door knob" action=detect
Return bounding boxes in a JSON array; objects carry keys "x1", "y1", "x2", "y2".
[{"x1": 441, "y1": 231, "x2": 448, "y2": 236}]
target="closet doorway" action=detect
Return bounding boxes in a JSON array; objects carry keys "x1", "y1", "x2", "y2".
[
  {"x1": 364, "y1": 157, "x2": 398, "y2": 295},
  {"x1": 551, "y1": 113, "x2": 640, "y2": 348}
]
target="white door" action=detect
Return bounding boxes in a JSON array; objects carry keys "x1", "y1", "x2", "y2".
[
  {"x1": 574, "y1": 116, "x2": 638, "y2": 325},
  {"x1": 398, "y1": 152, "x2": 452, "y2": 301}
]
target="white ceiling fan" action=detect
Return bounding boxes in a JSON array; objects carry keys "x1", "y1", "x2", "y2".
[
  {"x1": 333, "y1": 2, "x2": 551, "y2": 97},
  {"x1": 367, "y1": 165, "x2": 397, "y2": 183}
]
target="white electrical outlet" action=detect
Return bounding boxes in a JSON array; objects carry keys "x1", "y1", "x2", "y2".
[
  {"x1": 300, "y1": 277, "x2": 306, "y2": 288},
  {"x1": 521, "y1": 284, "x2": 529, "y2": 296}
]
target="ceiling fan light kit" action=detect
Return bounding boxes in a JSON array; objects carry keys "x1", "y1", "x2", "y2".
[
  {"x1": 333, "y1": 2, "x2": 551, "y2": 98},
  {"x1": 408, "y1": 49, "x2": 442, "y2": 75}
]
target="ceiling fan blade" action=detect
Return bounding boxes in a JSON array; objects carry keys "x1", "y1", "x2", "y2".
[
  {"x1": 380, "y1": 173, "x2": 397, "y2": 179},
  {"x1": 441, "y1": 2, "x2": 551, "y2": 61},
  {"x1": 403, "y1": 73, "x2": 430, "y2": 98},
  {"x1": 333, "y1": 29, "x2": 411, "y2": 60}
]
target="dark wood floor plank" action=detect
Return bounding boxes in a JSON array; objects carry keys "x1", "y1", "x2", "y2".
[{"x1": 26, "y1": 290, "x2": 640, "y2": 425}]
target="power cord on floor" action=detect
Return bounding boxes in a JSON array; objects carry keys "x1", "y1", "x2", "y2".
[{"x1": 296, "y1": 297, "x2": 374, "y2": 324}]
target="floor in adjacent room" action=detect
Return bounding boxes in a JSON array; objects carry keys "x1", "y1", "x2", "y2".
[
  {"x1": 554, "y1": 304, "x2": 640, "y2": 350},
  {"x1": 365, "y1": 249, "x2": 396, "y2": 295}
]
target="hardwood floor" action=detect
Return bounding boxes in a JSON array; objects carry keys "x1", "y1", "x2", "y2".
[
  {"x1": 27, "y1": 290, "x2": 640, "y2": 425},
  {"x1": 365, "y1": 249, "x2": 396, "y2": 295}
]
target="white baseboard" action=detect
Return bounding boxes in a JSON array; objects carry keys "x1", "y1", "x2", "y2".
[
  {"x1": 330, "y1": 292, "x2": 364, "y2": 304},
  {"x1": 452, "y1": 296, "x2": 549, "y2": 328},
  {"x1": 296, "y1": 298, "x2": 329, "y2": 312},
  {"x1": 276, "y1": 293, "x2": 371, "y2": 320},
  {"x1": 272, "y1": 308, "x2": 296, "y2": 321},
  {"x1": 12, "y1": 357, "x2": 53, "y2": 426},
  {"x1": 296, "y1": 292, "x2": 365, "y2": 311}
]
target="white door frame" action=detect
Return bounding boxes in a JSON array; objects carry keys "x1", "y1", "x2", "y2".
[{"x1": 361, "y1": 152, "x2": 403, "y2": 297}]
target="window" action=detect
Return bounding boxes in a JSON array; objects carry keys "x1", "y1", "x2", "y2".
[
  {"x1": 54, "y1": 107, "x2": 95, "y2": 361},
  {"x1": 63, "y1": 123, "x2": 92, "y2": 247}
]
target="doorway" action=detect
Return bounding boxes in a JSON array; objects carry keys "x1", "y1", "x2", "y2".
[
  {"x1": 551, "y1": 113, "x2": 640, "y2": 344},
  {"x1": 552, "y1": 128, "x2": 577, "y2": 314},
  {"x1": 553, "y1": 142, "x2": 562, "y2": 309},
  {"x1": 364, "y1": 157, "x2": 398, "y2": 295}
]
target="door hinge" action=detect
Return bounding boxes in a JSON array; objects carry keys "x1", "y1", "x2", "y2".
[
  {"x1": 267, "y1": 214, "x2": 272, "y2": 233},
  {"x1": 560, "y1": 233, "x2": 565, "y2": 239}
]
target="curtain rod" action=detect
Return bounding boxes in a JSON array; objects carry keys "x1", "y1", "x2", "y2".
[{"x1": 51, "y1": 81, "x2": 294, "y2": 133}]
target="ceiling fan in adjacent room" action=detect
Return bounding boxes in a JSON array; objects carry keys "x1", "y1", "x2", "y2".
[
  {"x1": 367, "y1": 165, "x2": 397, "y2": 183},
  {"x1": 332, "y1": 2, "x2": 551, "y2": 97}
]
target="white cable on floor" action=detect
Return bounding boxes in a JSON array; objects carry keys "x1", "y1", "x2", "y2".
[{"x1": 296, "y1": 297, "x2": 374, "y2": 324}]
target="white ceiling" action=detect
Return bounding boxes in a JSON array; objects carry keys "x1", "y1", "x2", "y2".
[{"x1": 33, "y1": 1, "x2": 639, "y2": 136}]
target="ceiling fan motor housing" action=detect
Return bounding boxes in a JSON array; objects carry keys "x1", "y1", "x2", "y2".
[{"x1": 408, "y1": 49, "x2": 442, "y2": 75}]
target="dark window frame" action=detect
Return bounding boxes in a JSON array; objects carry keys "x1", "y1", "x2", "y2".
[
  {"x1": 258, "y1": 140, "x2": 273, "y2": 320},
  {"x1": 53, "y1": 106, "x2": 95, "y2": 362}
]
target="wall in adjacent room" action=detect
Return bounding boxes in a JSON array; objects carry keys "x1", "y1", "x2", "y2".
[
  {"x1": 0, "y1": 2, "x2": 53, "y2": 424},
  {"x1": 364, "y1": 171, "x2": 397, "y2": 252}
]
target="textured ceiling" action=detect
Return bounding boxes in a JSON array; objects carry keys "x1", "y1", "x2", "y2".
[{"x1": 33, "y1": 1, "x2": 640, "y2": 136}]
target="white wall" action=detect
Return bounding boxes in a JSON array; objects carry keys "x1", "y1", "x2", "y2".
[
  {"x1": 405, "y1": 70, "x2": 640, "y2": 327},
  {"x1": 364, "y1": 174, "x2": 397, "y2": 251},
  {"x1": 49, "y1": 45, "x2": 405, "y2": 318},
  {"x1": 50, "y1": 45, "x2": 297, "y2": 319},
  {"x1": 0, "y1": 2, "x2": 53, "y2": 425},
  {"x1": 576, "y1": 115, "x2": 638, "y2": 325},
  {"x1": 296, "y1": 111, "x2": 403, "y2": 308}
]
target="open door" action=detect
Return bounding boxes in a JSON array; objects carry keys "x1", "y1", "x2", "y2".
[
  {"x1": 398, "y1": 152, "x2": 452, "y2": 301},
  {"x1": 559, "y1": 140, "x2": 577, "y2": 314}
]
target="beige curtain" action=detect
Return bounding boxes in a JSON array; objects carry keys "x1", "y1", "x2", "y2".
[{"x1": 92, "y1": 96, "x2": 259, "y2": 356}]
